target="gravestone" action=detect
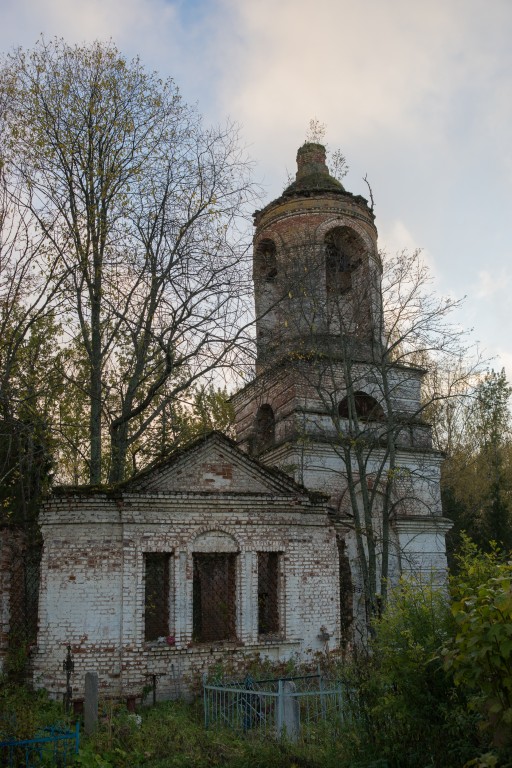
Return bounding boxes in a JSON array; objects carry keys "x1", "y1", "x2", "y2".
[
  {"x1": 84, "y1": 671, "x2": 99, "y2": 735},
  {"x1": 277, "y1": 680, "x2": 300, "y2": 742}
]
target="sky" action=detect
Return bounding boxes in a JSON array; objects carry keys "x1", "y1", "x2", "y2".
[{"x1": 1, "y1": 0, "x2": 511, "y2": 378}]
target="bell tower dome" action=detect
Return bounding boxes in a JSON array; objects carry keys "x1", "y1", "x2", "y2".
[{"x1": 253, "y1": 143, "x2": 381, "y2": 373}]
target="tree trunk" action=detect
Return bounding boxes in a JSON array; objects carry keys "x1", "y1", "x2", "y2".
[{"x1": 89, "y1": 295, "x2": 102, "y2": 485}]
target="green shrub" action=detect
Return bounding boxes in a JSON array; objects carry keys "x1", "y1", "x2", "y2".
[
  {"x1": 335, "y1": 578, "x2": 479, "y2": 767},
  {"x1": 0, "y1": 682, "x2": 67, "y2": 740},
  {"x1": 444, "y1": 541, "x2": 512, "y2": 749}
]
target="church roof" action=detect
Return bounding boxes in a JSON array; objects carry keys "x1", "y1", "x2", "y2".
[{"x1": 51, "y1": 431, "x2": 327, "y2": 502}]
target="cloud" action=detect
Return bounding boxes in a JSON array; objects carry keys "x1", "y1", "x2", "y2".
[
  {"x1": 0, "y1": 0, "x2": 229, "y2": 116},
  {"x1": 474, "y1": 269, "x2": 511, "y2": 300},
  {"x1": 215, "y1": 1, "x2": 506, "y2": 137},
  {"x1": 0, "y1": 0, "x2": 511, "y2": 378},
  {"x1": 202, "y1": 0, "x2": 512, "y2": 199},
  {"x1": 378, "y1": 219, "x2": 440, "y2": 279},
  {"x1": 1, "y1": 0, "x2": 160, "y2": 48}
]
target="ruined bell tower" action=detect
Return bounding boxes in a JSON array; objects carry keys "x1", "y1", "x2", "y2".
[
  {"x1": 233, "y1": 141, "x2": 388, "y2": 462},
  {"x1": 252, "y1": 142, "x2": 383, "y2": 373},
  {"x1": 232, "y1": 142, "x2": 451, "y2": 631}
]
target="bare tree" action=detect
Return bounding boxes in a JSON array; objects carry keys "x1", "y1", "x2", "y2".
[
  {"x1": 0, "y1": 166, "x2": 68, "y2": 523},
  {"x1": 243, "y1": 226, "x2": 482, "y2": 637},
  {"x1": 1, "y1": 38, "x2": 257, "y2": 484}
]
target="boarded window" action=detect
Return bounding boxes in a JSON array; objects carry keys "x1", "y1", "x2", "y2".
[
  {"x1": 193, "y1": 554, "x2": 236, "y2": 642},
  {"x1": 144, "y1": 553, "x2": 170, "y2": 641},
  {"x1": 258, "y1": 552, "x2": 280, "y2": 636}
]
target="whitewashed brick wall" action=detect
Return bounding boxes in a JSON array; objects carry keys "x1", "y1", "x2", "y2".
[{"x1": 33, "y1": 437, "x2": 340, "y2": 700}]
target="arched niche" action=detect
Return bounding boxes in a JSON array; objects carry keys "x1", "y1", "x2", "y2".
[
  {"x1": 324, "y1": 226, "x2": 366, "y2": 295},
  {"x1": 191, "y1": 530, "x2": 239, "y2": 643},
  {"x1": 253, "y1": 403, "x2": 276, "y2": 453},
  {"x1": 338, "y1": 392, "x2": 385, "y2": 422},
  {"x1": 255, "y1": 239, "x2": 278, "y2": 282},
  {"x1": 191, "y1": 530, "x2": 239, "y2": 553}
]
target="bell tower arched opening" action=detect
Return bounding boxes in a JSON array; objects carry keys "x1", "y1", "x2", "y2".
[
  {"x1": 338, "y1": 392, "x2": 385, "y2": 422},
  {"x1": 255, "y1": 239, "x2": 278, "y2": 282},
  {"x1": 252, "y1": 404, "x2": 276, "y2": 454},
  {"x1": 325, "y1": 226, "x2": 365, "y2": 295}
]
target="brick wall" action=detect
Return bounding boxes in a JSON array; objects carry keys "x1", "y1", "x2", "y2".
[{"x1": 32, "y1": 438, "x2": 340, "y2": 700}]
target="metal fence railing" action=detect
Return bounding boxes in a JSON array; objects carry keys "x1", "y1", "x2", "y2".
[
  {"x1": 0, "y1": 722, "x2": 80, "y2": 767},
  {"x1": 203, "y1": 673, "x2": 347, "y2": 742},
  {"x1": 1, "y1": 528, "x2": 41, "y2": 681}
]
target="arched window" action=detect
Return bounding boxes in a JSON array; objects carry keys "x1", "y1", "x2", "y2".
[
  {"x1": 253, "y1": 404, "x2": 275, "y2": 453},
  {"x1": 255, "y1": 239, "x2": 278, "y2": 281},
  {"x1": 338, "y1": 392, "x2": 385, "y2": 421},
  {"x1": 325, "y1": 227, "x2": 364, "y2": 295}
]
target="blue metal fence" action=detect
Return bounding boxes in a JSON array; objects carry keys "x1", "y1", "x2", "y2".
[
  {"x1": 0, "y1": 721, "x2": 80, "y2": 767},
  {"x1": 203, "y1": 673, "x2": 348, "y2": 742}
]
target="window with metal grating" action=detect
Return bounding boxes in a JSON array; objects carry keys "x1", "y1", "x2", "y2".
[
  {"x1": 257, "y1": 551, "x2": 280, "y2": 636},
  {"x1": 144, "y1": 553, "x2": 171, "y2": 641},
  {"x1": 193, "y1": 553, "x2": 237, "y2": 642}
]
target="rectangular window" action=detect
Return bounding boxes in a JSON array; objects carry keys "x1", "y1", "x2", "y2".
[
  {"x1": 193, "y1": 553, "x2": 236, "y2": 642},
  {"x1": 144, "y1": 553, "x2": 170, "y2": 641},
  {"x1": 258, "y1": 552, "x2": 280, "y2": 636}
]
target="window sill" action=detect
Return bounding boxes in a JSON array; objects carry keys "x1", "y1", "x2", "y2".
[
  {"x1": 257, "y1": 634, "x2": 285, "y2": 644},
  {"x1": 144, "y1": 638, "x2": 300, "y2": 654}
]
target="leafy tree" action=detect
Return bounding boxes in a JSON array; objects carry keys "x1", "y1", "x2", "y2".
[
  {"x1": 333, "y1": 576, "x2": 479, "y2": 768},
  {"x1": 443, "y1": 369, "x2": 512, "y2": 551},
  {"x1": 444, "y1": 538, "x2": 512, "y2": 749},
  {"x1": 0, "y1": 306, "x2": 62, "y2": 525},
  {"x1": 0, "y1": 162, "x2": 67, "y2": 517},
  {"x1": 0, "y1": 38, "x2": 256, "y2": 485},
  {"x1": 123, "y1": 385, "x2": 235, "y2": 478}
]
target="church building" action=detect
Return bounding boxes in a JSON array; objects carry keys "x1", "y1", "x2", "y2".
[{"x1": 26, "y1": 143, "x2": 450, "y2": 701}]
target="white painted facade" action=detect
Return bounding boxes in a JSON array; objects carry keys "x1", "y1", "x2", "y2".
[{"x1": 32, "y1": 434, "x2": 339, "y2": 699}]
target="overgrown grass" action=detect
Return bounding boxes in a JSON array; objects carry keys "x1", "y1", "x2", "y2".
[
  {"x1": 0, "y1": 675, "x2": 505, "y2": 768},
  {"x1": 77, "y1": 698, "x2": 346, "y2": 768},
  {"x1": 0, "y1": 683, "x2": 68, "y2": 741},
  {"x1": 0, "y1": 682, "x2": 385, "y2": 768}
]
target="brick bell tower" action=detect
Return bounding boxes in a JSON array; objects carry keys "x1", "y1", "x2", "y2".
[
  {"x1": 233, "y1": 141, "x2": 385, "y2": 467},
  {"x1": 251, "y1": 142, "x2": 382, "y2": 374},
  {"x1": 232, "y1": 142, "x2": 451, "y2": 612}
]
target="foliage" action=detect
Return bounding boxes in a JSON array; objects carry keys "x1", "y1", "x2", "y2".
[
  {"x1": 74, "y1": 697, "x2": 344, "y2": 768},
  {"x1": 442, "y1": 369, "x2": 512, "y2": 553},
  {"x1": 332, "y1": 578, "x2": 479, "y2": 768},
  {"x1": 0, "y1": 683, "x2": 68, "y2": 740},
  {"x1": 125, "y1": 385, "x2": 235, "y2": 476},
  {"x1": 0, "y1": 307, "x2": 61, "y2": 525},
  {"x1": 444, "y1": 539, "x2": 512, "y2": 748}
]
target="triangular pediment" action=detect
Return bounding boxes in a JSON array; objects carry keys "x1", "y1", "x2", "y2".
[{"x1": 126, "y1": 432, "x2": 308, "y2": 496}]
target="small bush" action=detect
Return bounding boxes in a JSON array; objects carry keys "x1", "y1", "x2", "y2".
[
  {"x1": 334, "y1": 578, "x2": 480, "y2": 767},
  {"x1": 0, "y1": 682, "x2": 67, "y2": 740},
  {"x1": 444, "y1": 539, "x2": 512, "y2": 750}
]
